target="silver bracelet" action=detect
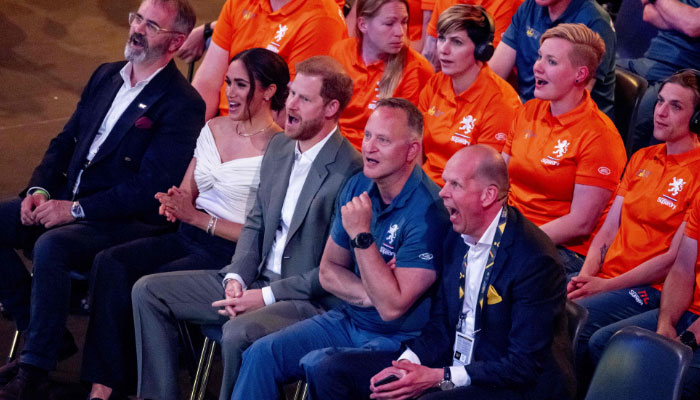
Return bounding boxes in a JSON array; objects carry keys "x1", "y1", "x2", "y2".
[
  {"x1": 205, "y1": 215, "x2": 215, "y2": 235},
  {"x1": 210, "y1": 216, "x2": 218, "y2": 236}
]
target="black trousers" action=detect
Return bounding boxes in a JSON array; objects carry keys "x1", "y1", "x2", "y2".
[
  {"x1": 81, "y1": 223, "x2": 236, "y2": 390},
  {"x1": 0, "y1": 197, "x2": 166, "y2": 371}
]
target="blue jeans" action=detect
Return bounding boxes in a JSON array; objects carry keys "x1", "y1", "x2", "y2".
[
  {"x1": 231, "y1": 306, "x2": 416, "y2": 400},
  {"x1": 557, "y1": 247, "x2": 585, "y2": 281},
  {"x1": 588, "y1": 309, "x2": 700, "y2": 400}
]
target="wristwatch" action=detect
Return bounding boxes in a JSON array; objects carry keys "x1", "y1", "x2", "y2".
[
  {"x1": 70, "y1": 201, "x2": 85, "y2": 219},
  {"x1": 350, "y1": 232, "x2": 374, "y2": 249},
  {"x1": 680, "y1": 330, "x2": 698, "y2": 351},
  {"x1": 438, "y1": 367, "x2": 455, "y2": 391}
]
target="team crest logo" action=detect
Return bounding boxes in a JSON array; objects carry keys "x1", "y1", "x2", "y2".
[
  {"x1": 386, "y1": 224, "x2": 399, "y2": 245},
  {"x1": 274, "y1": 24, "x2": 288, "y2": 42},
  {"x1": 459, "y1": 115, "x2": 477, "y2": 134},
  {"x1": 668, "y1": 177, "x2": 685, "y2": 196},
  {"x1": 552, "y1": 139, "x2": 570, "y2": 158},
  {"x1": 428, "y1": 105, "x2": 436, "y2": 116},
  {"x1": 242, "y1": 10, "x2": 256, "y2": 20}
]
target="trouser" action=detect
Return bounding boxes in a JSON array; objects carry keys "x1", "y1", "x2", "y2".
[
  {"x1": 231, "y1": 306, "x2": 415, "y2": 400},
  {"x1": 81, "y1": 223, "x2": 235, "y2": 391},
  {"x1": 0, "y1": 197, "x2": 165, "y2": 370},
  {"x1": 587, "y1": 309, "x2": 700, "y2": 400},
  {"x1": 131, "y1": 269, "x2": 324, "y2": 400},
  {"x1": 574, "y1": 286, "x2": 661, "y2": 396}
]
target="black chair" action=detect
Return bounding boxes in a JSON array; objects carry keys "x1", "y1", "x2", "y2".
[
  {"x1": 585, "y1": 326, "x2": 692, "y2": 400},
  {"x1": 614, "y1": 67, "x2": 648, "y2": 155},
  {"x1": 566, "y1": 300, "x2": 589, "y2": 360}
]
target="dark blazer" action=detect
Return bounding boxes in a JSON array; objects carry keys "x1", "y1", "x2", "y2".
[
  {"x1": 219, "y1": 129, "x2": 363, "y2": 309},
  {"x1": 405, "y1": 205, "x2": 574, "y2": 399},
  {"x1": 24, "y1": 60, "x2": 205, "y2": 225}
]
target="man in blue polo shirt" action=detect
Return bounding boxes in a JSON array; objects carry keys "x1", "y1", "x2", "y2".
[
  {"x1": 489, "y1": 0, "x2": 616, "y2": 118},
  {"x1": 230, "y1": 98, "x2": 451, "y2": 400}
]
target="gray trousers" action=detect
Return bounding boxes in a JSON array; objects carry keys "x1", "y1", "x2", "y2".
[{"x1": 131, "y1": 269, "x2": 324, "y2": 400}]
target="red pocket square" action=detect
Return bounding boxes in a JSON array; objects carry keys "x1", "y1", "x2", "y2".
[{"x1": 135, "y1": 116, "x2": 153, "y2": 129}]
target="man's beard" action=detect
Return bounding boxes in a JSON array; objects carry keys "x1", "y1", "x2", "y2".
[{"x1": 124, "y1": 33, "x2": 167, "y2": 64}]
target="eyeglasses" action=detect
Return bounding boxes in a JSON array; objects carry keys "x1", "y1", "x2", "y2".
[{"x1": 128, "y1": 12, "x2": 183, "y2": 35}]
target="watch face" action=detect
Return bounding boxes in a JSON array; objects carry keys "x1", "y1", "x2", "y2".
[
  {"x1": 353, "y1": 233, "x2": 374, "y2": 249},
  {"x1": 439, "y1": 380, "x2": 455, "y2": 391}
]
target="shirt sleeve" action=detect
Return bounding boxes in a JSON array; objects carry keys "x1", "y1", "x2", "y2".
[
  {"x1": 330, "y1": 177, "x2": 354, "y2": 250},
  {"x1": 474, "y1": 96, "x2": 520, "y2": 153},
  {"x1": 499, "y1": 0, "x2": 524, "y2": 50},
  {"x1": 425, "y1": 0, "x2": 440, "y2": 37},
  {"x1": 418, "y1": 76, "x2": 435, "y2": 113},
  {"x1": 283, "y1": 15, "x2": 347, "y2": 77},
  {"x1": 616, "y1": 148, "x2": 645, "y2": 197},
  {"x1": 686, "y1": 198, "x2": 700, "y2": 240},
  {"x1": 573, "y1": 127, "x2": 626, "y2": 191},
  {"x1": 212, "y1": 0, "x2": 235, "y2": 51}
]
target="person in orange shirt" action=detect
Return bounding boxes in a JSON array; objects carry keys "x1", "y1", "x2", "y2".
[
  {"x1": 564, "y1": 70, "x2": 700, "y2": 394},
  {"x1": 502, "y1": 23, "x2": 627, "y2": 277},
  {"x1": 420, "y1": 4, "x2": 521, "y2": 186},
  {"x1": 348, "y1": 0, "x2": 435, "y2": 51},
  {"x1": 331, "y1": 0, "x2": 434, "y2": 150},
  {"x1": 421, "y1": 0, "x2": 522, "y2": 69},
  {"x1": 184, "y1": 0, "x2": 347, "y2": 119}
]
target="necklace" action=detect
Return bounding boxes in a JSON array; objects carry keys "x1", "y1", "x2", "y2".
[{"x1": 236, "y1": 121, "x2": 275, "y2": 137}]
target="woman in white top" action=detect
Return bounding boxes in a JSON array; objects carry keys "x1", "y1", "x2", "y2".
[{"x1": 81, "y1": 48, "x2": 290, "y2": 400}]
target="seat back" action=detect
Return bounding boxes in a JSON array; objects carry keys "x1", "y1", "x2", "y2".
[
  {"x1": 585, "y1": 326, "x2": 693, "y2": 400},
  {"x1": 614, "y1": 68, "x2": 648, "y2": 152},
  {"x1": 566, "y1": 300, "x2": 589, "y2": 358}
]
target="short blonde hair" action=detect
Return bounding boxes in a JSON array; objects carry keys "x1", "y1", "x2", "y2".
[{"x1": 540, "y1": 23, "x2": 605, "y2": 84}]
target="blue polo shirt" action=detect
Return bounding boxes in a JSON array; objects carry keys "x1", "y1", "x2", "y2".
[
  {"x1": 501, "y1": 0, "x2": 616, "y2": 118},
  {"x1": 630, "y1": 0, "x2": 700, "y2": 83},
  {"x1": 330, "y1": 165, "x2": 450, "y2": 334}
]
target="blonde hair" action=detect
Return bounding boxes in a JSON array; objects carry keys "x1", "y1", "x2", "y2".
[
  {"x1": 356, "y1": 0, "x2": 409, "y2": 98},
  {"x1": 540, "y1": 23, "x2": 605, "y2": 84}
]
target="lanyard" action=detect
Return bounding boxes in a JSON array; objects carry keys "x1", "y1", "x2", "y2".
[{"x1": 457, "y1": 207, "x2": 508, "y2": 331}]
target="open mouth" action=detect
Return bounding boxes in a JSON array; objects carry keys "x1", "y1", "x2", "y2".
[
  {"x1": 365, "y1": 156, "x2": 379, "y2": 165},
  {"x1": 535, "y1": 78, "x2": 549, "y2": 88},
  {"x1": 130, "y1": 34, "x2": 147, "y2": 48},
  {"x1": 446, "y1": 206, "x2": 459, "y2": 221},
  {"x1": 228, "y1": 101, "x2": 241, "y2": 111},
  {"x1": 287, "y1": 114, "x2": 300, "y2": 127}
]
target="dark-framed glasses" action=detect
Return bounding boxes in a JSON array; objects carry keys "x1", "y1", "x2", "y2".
[{"x1": 128, "y1": 12, "x2": 183, "y2": 35}]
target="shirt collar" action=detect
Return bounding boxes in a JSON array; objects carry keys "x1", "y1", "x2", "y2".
[
  {"x1": 119, "y1": 62, "x2": 166, "y2": 89},
  {"x1": 294, "y1": 125, "x2": 337, "y2": 162},
  {"x1": 452, "y1": 65, "x2": 490, "y2": 103},
  {"x1": 462, "y1": 206, "x2": 504, "y2": 247},
  {"x1": 368, "y1": 164, "x2": 425, "y2": 213},
  {"x1": 657, "y1": 143, "x2": 700, "y2": 166},
  {"x1": 545, "y1": 90, "x2": 595, "y2": 128}
]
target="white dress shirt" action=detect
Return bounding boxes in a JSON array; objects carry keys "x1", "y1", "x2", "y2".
[
  {"x1": 224, "y1": 127, "x2": 336, "y2": 305},
  {"x1": 398, "y1": 207, "x2": 504, "y2": 388}
]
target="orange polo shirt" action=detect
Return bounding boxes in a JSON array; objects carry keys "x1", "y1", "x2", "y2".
[
  {"x1": 330, "y1": 38, "x2": 434, "y2": 150},
  {"x1": 407, "y1": 0, "x2": 435, "y2": 42},
  {"x1": 419, "y1": 66, "x2": 521, "y2": 186},
  {"x1": 212, "y1": 0, "x2": 347, "y2": 115},
  {"x1": 504, "y1": 92, "x2": 626, "y2": 256},
  {"x1": 425, "y1": 0, "x2": 522, "y2": 48},
  {"x1": 597, "y1": 145, "x2": 700, "y2": 291},
  {"x1": 685, "y1": 196, "x2": 700, "y2": 315}
]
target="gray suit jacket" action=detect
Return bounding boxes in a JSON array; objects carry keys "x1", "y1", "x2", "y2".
[{"x1": 219, "y1": 128, "x2": 362, "y2": 309}]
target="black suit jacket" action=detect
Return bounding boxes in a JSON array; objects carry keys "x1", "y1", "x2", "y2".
[
  {"x1": 405, "y1": 205, "x2": 574, "y2": 399},
  {"x1": 24, "y1": 60, "x2": 205, "y2": 225}
]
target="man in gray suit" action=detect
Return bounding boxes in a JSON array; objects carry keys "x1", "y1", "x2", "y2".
[{"x1": 130, "y1": 55, "x2": 362, "y2": 400}]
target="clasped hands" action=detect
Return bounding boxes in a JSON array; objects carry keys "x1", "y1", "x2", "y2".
[
  {"x1": 211, "y1": 279, "x2": 265, "y2": 319},
  {"x1": 369, "y1": 360, "x2": 443, "y2": 400},
  {"x1": 20, "y1": 193, "x2": 74, "y2": 228},
  {"x1": 155, "y1": 186, "x2": 197, "y2": 224}
]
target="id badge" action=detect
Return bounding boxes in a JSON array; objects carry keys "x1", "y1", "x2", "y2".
[{"x1": 452, "y1": 331, "x2": 474, "y2": 366}]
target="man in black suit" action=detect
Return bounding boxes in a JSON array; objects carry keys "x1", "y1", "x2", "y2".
[
  {"x1": 304, "y1": 145, "x2": 574, "y2": 400},
  {"x1": 0, "y1": 0, "x2": 204, "y2": 397}
]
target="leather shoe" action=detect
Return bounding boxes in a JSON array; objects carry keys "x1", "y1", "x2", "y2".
[
  {"x1": 0, "y1": 367, "x2": 47, "y2": 400},
  {"x1": 0, "y1": 361, "x2": 19, "y2": 387}
]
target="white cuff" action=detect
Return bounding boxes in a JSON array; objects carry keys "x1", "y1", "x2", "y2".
[
  {"x1": 449, "y1": 366, "x2": 470, "y2": 387},
  {"x1": 222, "y1": 273, "x2": 247, "y2": 290},
  {"x1": 27, "y1": 186, "x2": 50, "y2": 199},
  {"x1": 261, "y1": 286, "x2": 276, "y2": 305},
  {"x1": 397, "y1": 347, "x2": 421, "y2": 365}
]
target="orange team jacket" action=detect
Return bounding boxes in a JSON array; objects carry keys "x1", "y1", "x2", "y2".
[
  {"x1": 330, "y1": 37, "x2": 434, "y2": 150},
  {"x1": 597, "y1": 144, "x2": 700, "y2": 290},
  {"x1": 419, "y1": 65, "x2": 521, "y2": 186},
  {"x1": 503, "y1": 92, "x2": 627, "y2": 256},
  {"x1": 426, "y1": 0, "x2": 523, "y2": 48},
  {"x1": 212, "y1": 0, "x2": 347, "y2": 115},
  {"x1": 685, "y1": 196, "x2": 700, "y2": 315}
]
